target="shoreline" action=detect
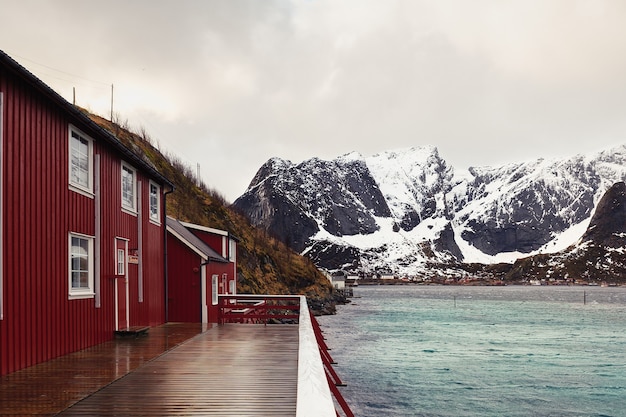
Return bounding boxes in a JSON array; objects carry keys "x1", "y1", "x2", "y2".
[{"x1": 348, "y1": 279, "x2": 625, "y2": 287}]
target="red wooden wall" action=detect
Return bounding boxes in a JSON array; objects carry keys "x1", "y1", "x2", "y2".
[
  {"x1": 167, "y1": 233, "x2": 234, "y2": 324},
  {"x1": 0, "y1": 57, "x2": 168, "y2": 375},
  {"x1": 166, "y1": 227, "x2": 237, "y2": 324},
  {"x1": 166, "y1": 233, "x2": 202, "y2": 323}
]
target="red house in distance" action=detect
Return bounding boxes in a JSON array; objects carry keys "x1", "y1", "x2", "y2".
[
  {"x1": 166, "y1": 217, "x2": 238, "y2": 324},
  {"x1": 0, "y1": 50, "x2": 173, "y2": 376}
]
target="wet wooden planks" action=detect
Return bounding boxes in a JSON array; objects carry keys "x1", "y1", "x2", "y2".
[
  {"x1": 0, "y1": 323, "x2": 204, "y2": 416},
  {"x1": 58, "y1": 324, "x2": 299, "y2": 416}
]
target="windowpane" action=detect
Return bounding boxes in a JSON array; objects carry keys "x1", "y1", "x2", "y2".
[
  {"x1": 70, "y1": 131, "x2": 90, "y2": 190},
  {"x1": 149, "y1": 182, "x2": 159, "y2": 220},
  {"x1": 79, "y1": 272, "x2": 89, "y2": 287},
  {"x1": 212, "y1": 275, "x2": 218, "y2": 305},
  {"x1": 117, "y1": 249, "x2": 125, "y2": 275},
  {"x1": 70, "y1": 235, "x2": 92, "y2": 292},
  {"x1": 71, "y1": 257, "x2": 81, "y2": 270},
  {"x1": 72, "y1": 271, "x2": 81, "y2": 288},
  {"x1": 121, "y1": 165, "x2": 135, "y2": 210},
  {"x1": 79, "y1": 257, "x2": 89, "y2": 271}
]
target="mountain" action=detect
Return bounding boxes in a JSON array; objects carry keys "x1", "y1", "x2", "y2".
[
  {"x1": 233, "y1": 145, "x2": 626, "y2": 277},
  {"x1": 504, "y1": 181, "x2": 626, "y2": 284}
]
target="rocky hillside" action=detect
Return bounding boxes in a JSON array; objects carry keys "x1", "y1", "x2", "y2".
[
  {"x1": 233, "y1": 145, "x2": 626, "y2": 278},
  {"x1": 85, "y1": 111, "x2": 338, "y2": 313}
]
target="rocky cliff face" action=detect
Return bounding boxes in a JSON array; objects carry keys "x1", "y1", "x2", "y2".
[
  {"x1": 235, "y1": 154, "x2": 391, "y2": 252},
  {"x1": 504, "y1": 181, "x2": 626, "y2": 284},
  {"x1": 233, "y1": 145, "x2": 626, "y2": 276},
  {"x1": 580, "y1": 181, "x2": 626, "y2": 248}
]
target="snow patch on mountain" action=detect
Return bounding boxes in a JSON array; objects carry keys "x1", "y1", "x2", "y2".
[{"x1": 364, "y1": 146, "x2": 452, "y2": 233}]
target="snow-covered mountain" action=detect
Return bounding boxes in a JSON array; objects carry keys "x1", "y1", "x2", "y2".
[{"x1": 232, "y1": 145, "x2": 626, "y2": 276}]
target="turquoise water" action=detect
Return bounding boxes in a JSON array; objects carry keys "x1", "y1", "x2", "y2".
[{"x1": 317, "y1": 286, "x2": 626, "y2": 417}]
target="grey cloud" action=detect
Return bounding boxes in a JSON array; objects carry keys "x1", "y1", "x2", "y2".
[{"x1": 2, "y1": 0, "x2": 626, "y2": 201}]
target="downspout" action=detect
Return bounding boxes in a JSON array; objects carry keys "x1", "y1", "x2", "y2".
[
  {"x1": 200, "y1": 259, "x2": 210, "y2": 323},
  {"x1": 94, "y1": 155, "x2": 101, "y2": 308},
  {"x1": 137, "y1": 181, "x2": 143, "y2": 303},
  {"x1": 163, "y1": 185, "x2": 174, "y2": 323}
]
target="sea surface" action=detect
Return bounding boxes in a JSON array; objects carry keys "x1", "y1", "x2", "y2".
[{"x1": 317, "y1": 285, "x2": 626, "y2": 417}]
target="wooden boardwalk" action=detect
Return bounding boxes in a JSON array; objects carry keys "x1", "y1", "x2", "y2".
[{"x1": 0, "y1": 323, "x2": 299, "y2": 416}]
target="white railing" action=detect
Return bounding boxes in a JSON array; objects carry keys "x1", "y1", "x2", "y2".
[
  {"x1": 296, "y1": 296, "x2": 337, "y2": 417},
  {"x1": 217, "y1": 294, "x2": 342, "y2": 416}
]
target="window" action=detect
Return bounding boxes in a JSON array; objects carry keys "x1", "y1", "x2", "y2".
[
  {"x1": 212, "y1": 275, "x2": 218, "y2": 305},
  {"x1": 228, "y1": 238, "x2": 236, "y2": 262},
  {"x1": 117, "y1": 249, "x2": 125, "y2": 275},
  {"x1": 149, "y1": 181, "x2": 161, "y2": 223},
  {"x1": 121, "y1": 162, "x2": 137, "y2": 212},
  {"x1": 69, "y1": 127, "x2": 93, "y2": 194},
  {"x1": 69, "y1": 233, "x2": 94, "y2": 298},
  {"x1": 221, "y1": 274, "x2": 227, "y2": 294}
]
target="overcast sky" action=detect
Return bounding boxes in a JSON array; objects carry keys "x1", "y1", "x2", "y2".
[{"x1": 2, "y1": 0, "x2": 626, "y2": 202}]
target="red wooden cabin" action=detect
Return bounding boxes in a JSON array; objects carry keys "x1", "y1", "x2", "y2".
[
  {"x1": 0, "y1": 50, "x2": 173, "y2": 376},
  {"x1": 166, "y1": 217, "x2": 237, "y2": 323}
]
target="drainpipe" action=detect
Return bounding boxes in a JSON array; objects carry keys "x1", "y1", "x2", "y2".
[
  {"x1": 163, "y1": 185, "x2": 174, "y2": 323},
  {"x1": 200, "y1": 259, "x2": 210, "y2": 323}
]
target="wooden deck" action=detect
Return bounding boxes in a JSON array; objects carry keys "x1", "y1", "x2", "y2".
[{"x1": 0, "y1": 323, "x2": 300, "y2": 416}]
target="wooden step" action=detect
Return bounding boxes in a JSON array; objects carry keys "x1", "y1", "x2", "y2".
[{"x1": 115, "y1": 326, "x2": 150, "y2": 337}]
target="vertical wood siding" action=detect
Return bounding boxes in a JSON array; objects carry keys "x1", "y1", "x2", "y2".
[
  {"x1": 166, "y1": 232, "x2": 233, "y2": 324},
  {"x1": 0, "y1": 65, "x2": 167, "y2": 375},
  {"x1": 166, "y1": 234, "x2": 202, "y2": 323},
  {"x1": 167, "y1": 227, "x2": 237, "y2": 324},
  {"x1": 192, "y1": 231, "x2": 223, "y2": 257}
]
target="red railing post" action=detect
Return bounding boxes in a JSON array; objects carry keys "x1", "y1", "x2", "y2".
[
  {"x1": 325, "y1": 370, "x2": 355, "y2": 417},
  {"x1": 320, "y1": 346, "x2": 345, "y2": 386},
  {"x1": 312, "y1": 309, "x2": 354, "y2": 417},
  {"x1": 310, "y1": 311, "x2": 336, "y2": 363}
]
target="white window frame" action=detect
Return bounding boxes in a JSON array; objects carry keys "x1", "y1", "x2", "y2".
[
  {"x1": 121, "y1": 161, "x2": 137, "y2": 213},
  {"x1": 68, "y1": 126, "x2": 94, "y2": 197},
  {"x1": 228, "y1": 238, "x2": 236, "y2": 262},
  {"x1": 68, "y1": 232, "x2": 95, "y2": 299},
  {"x1": 148, "y1": 180, "x2": 161, "y2": 224},
  {"x1": 117, "y1": 249, "x2": 125, "y2": 275},
  {"x1": 212, "y1": 275, "x2": 219, "y2": 305}
]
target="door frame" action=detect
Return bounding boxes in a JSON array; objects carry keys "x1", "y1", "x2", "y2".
[{"x1": 114, "y1": 237, "x2": 129, "y2": 331}]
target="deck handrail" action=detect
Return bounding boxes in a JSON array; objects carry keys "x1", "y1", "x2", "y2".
[
  {"x1": 217, "y1": 294, "x2": 353, "y2": 417},
  {"x1": 295, "y1": 297, "x2": 337, "y2": 417},
  {"x1": 310, "y1": 312, "x2": 355, "y2": 417},
  {"x1": 218, "y1": 294, "x2": 301, "y2": 324}
]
